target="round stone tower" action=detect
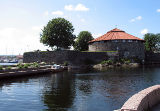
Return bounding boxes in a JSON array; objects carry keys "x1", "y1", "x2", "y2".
[{"x1": 89, "y1": 28, "x2": 145, "y2": 60}]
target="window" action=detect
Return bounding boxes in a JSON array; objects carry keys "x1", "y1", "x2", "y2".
[
  {"x1": 122, "y1": 40, "x2": 126, "y2": 42},
  {"x1": 101, "y1": 41, "x2": 104, "y2": 43},
  {"x1": 112, "y1": 40, "x2": 118, "y2": 42},
  {"x1": 115, "y1": 40, "x2": 118, "y2": 42},
  {"x1": 128, "y1": 40, "x2": 133, "y2": 42},
  {"x1": 116, "y1": 47, "x2": 119, "y2": 51}
]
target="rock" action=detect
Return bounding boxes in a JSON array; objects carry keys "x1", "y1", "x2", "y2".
[{"x1": 93, "y1": 64, "x2": 102, "y2": 69}]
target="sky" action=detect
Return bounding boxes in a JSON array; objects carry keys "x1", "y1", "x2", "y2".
[{"x1": 0, "y1": 0, "x2": 160, "y2": 55}]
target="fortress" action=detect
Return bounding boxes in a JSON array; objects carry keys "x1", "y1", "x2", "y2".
[{"x1": 89, "y1": 28, "x2": 145, "y2": 60}]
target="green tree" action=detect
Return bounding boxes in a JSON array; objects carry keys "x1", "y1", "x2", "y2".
[
  {"x1": 156, "y1": 33, "x2": 160, "y2": 51},
  {"x1": 40, "y1": 18, "x2": 76, "y2": 50},
  {"x1": 144, "y1": 33, "x2": 160, "y2": 52},
  {"x1": 74, "y1": 31, "x2": 93, "y2": 51}
]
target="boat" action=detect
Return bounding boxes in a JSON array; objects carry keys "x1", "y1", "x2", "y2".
[
  {"x1": 8, "y1": 60, "x2": 18, "y2": 63},
  {"x1": 51, "y1": 64, "x2": 66, "y2": 72}
]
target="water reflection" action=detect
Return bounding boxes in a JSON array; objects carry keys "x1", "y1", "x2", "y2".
[
  {"x1": 0, "y1": 66, "x2": 159, "y2": 111},
  {"x1": 42, "y1": 72, "x2": 75, "y2": 110}
]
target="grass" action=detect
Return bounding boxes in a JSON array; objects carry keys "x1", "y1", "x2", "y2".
[
  {"x1": 24, "y1": 50, "x2": 118, "y2": 54},
  {"x1": 32, "y1": 62, "x2": 40, "y2": 68},
  {"x1": 17, "y1": 63, "x2": 24, "y2": 69},
  {"x1": 23, "y1": 63, "x2": 30, "y2": 69},
  {"x1": 0, "y1": 66, "x2": 3, "y2": 70},
  {"x1": 100, "y1": 60, "x2": 113, "y2": 65},
  {"x1": 6, "y1": 66, "x2": 12, "y2": 70},
  {"x1": 81, "y1": 51, "x2": 118, "y2": 52}
]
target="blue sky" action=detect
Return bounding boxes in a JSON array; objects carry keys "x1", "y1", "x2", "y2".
[{"x1": 0, "y1": 0, "x2": 160, "y2": 55}]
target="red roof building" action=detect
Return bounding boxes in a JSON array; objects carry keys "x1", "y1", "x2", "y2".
[
  {"x1": 89, "y1": 28, "x2": 144, "y2": 43},
  {"x1": 88, "y1": 28, "x2": 145, "y2": 60}
]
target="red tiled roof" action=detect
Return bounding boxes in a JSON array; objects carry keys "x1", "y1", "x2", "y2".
[{"x1": 89, "y1": 28, "x2": 144, "y2": 43}]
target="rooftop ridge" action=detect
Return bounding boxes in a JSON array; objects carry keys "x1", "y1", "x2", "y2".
[{"x1": 109, "y1": 28, "x2": 125, "y2": 32}]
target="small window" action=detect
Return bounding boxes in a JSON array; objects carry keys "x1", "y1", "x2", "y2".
[
  {"x1": 115, "y1": 40, "x2": 118, "y2": 42},
  {"x1": 122, "y1": 40, "x2": 126, "y2": 42},
  {"x1": 128, "y1": 40, "x2": 133, "y2": 42},
  {"x1": 101, "y1": 41, "x2": 104, "y2": 43},
  {"x1": 116, "y1": 47, "x2": 119, "y2": 50},
  {"x1": 112, "y1": 40, "x2": 118, "y2": 42}
]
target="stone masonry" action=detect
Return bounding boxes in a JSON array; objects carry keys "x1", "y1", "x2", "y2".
[
  {"x1": 89, "y1": 40, "x2": 145, "y2": 60},
  {"x1": 23, "y1": 50, "x2": 118, "y2": 65}
]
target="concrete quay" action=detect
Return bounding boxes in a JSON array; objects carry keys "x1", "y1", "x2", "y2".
[{"x1": 115, "y1": 85, "x2": 160, "y2": 111}]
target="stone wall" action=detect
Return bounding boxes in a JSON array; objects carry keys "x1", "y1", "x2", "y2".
[
  {"x1": 89, "y1": 40, "x2": 145, "y2": 60},
  {"x1": 119, "y1": 85, "x2": 160, "y2": 111},
  {"x1": 23, "y1": 50, "x2": 118, "y2": 65},
  {"x1": 145, "y1": 52, "x2": 160, "y2": 64}
]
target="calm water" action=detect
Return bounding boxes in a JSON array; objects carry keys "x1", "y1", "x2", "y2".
[
  {"x1": 0, "y1": 63, "x2": 17, "y2": 66},
  {"x1": 0, "y1": 66, "x2": 160, "y2": 111}
]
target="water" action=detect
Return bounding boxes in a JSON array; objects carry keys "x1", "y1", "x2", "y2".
[
  {"x1": 0, "y1": 66, "x2": 160, "y2": 111},
  {"x1": 0, "y1": 63, "x2": 17, "y2": 66}
]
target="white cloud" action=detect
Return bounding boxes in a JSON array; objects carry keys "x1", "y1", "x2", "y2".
[
  {"x1": 93, "y1": 33, "x2": 102, "y2": 38},
  {"x1": 75, "y1": 4, "x2": 89, "y2": 11},
  {"x1": 51, "y1": 11, "x2": 64, "y2": 15},
  {"x1": 80, "y1": 18, "x2": 85, "y2": 22},
  {"x1": 130, "y1": 19, "x2": 135, "y2": 22},
  {"x1": 0, "y1": 27, "x2": 48, "y2": 55},
  {"x1": 64, "y1": 5, "x2": 74, "y2": 11},
  {"x1": 136, "y1": 16, "x2": 142, "y2": 20},
  {"x1": 130, "y1": 16, "x2": 142, "y2": 22},
  {"x1": 32, "y1": 26, "x2": 43, "y2": 31},
  {"x1": 64, "y1": 4, "x2": 89, "y2": 12},
  {"x1": 44, "y1": 11, "x2": 49, "y2": 16},
  {"x1": 157, "y1": 9, "x2": 160, "y2": 12},
  {"x1": 141, "y1": 29, "x2": 148, "y2": 35}
]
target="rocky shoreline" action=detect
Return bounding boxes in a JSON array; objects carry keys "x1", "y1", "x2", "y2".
[{"x1": 93, "y1": 63, "x2": 140, "y2": 70}]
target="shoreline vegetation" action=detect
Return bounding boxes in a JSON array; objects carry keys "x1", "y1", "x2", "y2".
[
  {"x1": 0, "y1": 62, "x2": 42, "y2": 72},
  {"x1": 93, "y1": 59, "x2": 141, "y2": 70},
  {"x1": 0, "y1": 62, "x2": 68, "y2": 71},
  {"x1": 68, "y1": 59, "x2": 142, "y2": 70},
  {"x1": 0, "y1": 62, "x2": 68, "y2": 79}
]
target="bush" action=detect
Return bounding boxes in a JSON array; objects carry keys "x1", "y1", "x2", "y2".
[
  {"x1": 106, "y1": 60, "x2": 113, "y2": 65},
  {"x1": 120, "y1": 59, "x2": 131, "y2": 64},
  {"x1": 124, "y1": 60, "x2": 131, "y2": 64},
  {"x1": 63, "y1": 61, "x2": 68, "y2": 66},
  {"x1": 6, "y1": 66, "x2": 12, "y2": 70},
  {"x1": 100, "y1": 60, "x2": 107, "y2": 65},
  {"x1": 120, "y1": 59, "x2": 124, "y2": 63},
  {"x1": 23, "y1": 64, "x2": 30, "y2": 69},
  {"x1": 32, "y1": 62, "x2": 40, "y2": 68},
  {"x1": 17, "y1": 63, "x2": 24, "y2": 69},
  {"x1": 100, "y1": 60, "x2": 113, "y2": 65},
  {"x1": 0, "y1": 66, "x2": 3, "y2": 70}
]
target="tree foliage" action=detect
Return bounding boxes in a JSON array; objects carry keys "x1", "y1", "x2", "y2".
[
  {"x1": 40, "y1": 18, "x2": 76, "y2": 50},
  {"x1": 74, "y1": 31, "x2": 93, "y2": 51},
  {"x1": 144, "y1": 33, "x2": 160, "y2": 52}
]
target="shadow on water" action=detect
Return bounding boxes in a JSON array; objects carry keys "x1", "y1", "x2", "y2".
[{"x1": 41, "y1": 71, "x2": 76, "y2": 111}]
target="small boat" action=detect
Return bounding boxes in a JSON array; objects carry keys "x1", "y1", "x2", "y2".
[
  {"x1": 51, "y1": 64, "x2": 64, "y2": 72},
  {"x1": 51, "y1": 64, "x2": 61, "y2": 69},
  {"x1": 8, "y1": 61, "x2": 18, "y2": 63}
]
